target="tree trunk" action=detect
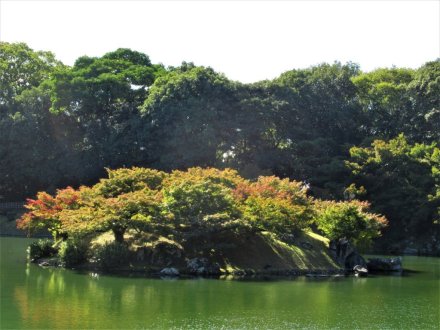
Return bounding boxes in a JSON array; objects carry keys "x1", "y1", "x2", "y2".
[{"x1": 113, "y1": 227, "x2": 125, "y2": 244}]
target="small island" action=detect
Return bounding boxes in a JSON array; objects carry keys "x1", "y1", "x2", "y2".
[{"x1": 19, "y1": 167, "x2": 387, "y2": 277}]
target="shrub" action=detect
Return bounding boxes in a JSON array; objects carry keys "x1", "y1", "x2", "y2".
[
  {"x1": 58, "y1": 239, "x2": 89, "y2": 267},
  {"x1": 27, "y1": 239, "x2": 57, "y2": 260},
  {"x1": 314, "y1": 200, "x2": 388, "y2": 248},
  {"x1": 94, "y1": 242, "x2": 131, "y2": 271},
  {"x1": 235, "y1": 176, "x2": 314, "y2": 234},
  {"x1": 162, "y1": 168, "x2": 241, "y2": 225},
  {"x1": 60, "y1": 188, "x2": 164, "y2": 243},
  {"x1": 17, "y1": 187, "x2": 82, "y2": 240},
  {"x1": 242, "y1": 196, "x2": 310, "y2": 234},
  {"x1": 95, "y1": 167, "x2": 167, "y2": 198}
]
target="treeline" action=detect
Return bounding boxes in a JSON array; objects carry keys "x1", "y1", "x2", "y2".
[{"x1": 1, "y1": 42, "x2": 438, "y2": 252}]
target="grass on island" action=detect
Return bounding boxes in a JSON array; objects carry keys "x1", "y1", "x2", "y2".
[{"x1": 89, "y1": 228, "x2": 341, "y2": 274}]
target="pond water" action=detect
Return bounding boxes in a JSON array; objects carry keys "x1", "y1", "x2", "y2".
[{"x1": 1, "y1": 237, "x2": 439, "y2": 329}]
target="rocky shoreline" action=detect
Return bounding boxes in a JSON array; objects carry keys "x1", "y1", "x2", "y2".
[
  {"x1": 31, "y1": 235, "x2": 403, "y2": 280},
  {"x1": 34, "y1": 255, "x2": 347, "y2": 279}
]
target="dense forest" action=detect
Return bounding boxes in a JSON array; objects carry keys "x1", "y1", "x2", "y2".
[{"x1": 1, "y1": 42, "x2": 438, "y2": 253}]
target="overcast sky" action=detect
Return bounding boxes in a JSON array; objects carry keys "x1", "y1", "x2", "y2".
[{"x1": 1, "y1": 1, "x2": 439, "y2": 83}]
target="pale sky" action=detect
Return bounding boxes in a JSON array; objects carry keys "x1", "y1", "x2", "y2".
[{"x1": 1, "y1": 0, "x2": 439, "y2": 83}]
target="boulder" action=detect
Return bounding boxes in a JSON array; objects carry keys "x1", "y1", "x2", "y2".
[
  {"x1": 186, "y1": 258, "x2": 221, "y2": 275},
  {"x1": 160, "y1": 267, "x2": 180, "y2": 276},
  {"x1": 367, "y1": 257, "x2": 402, "y2": 272},
  {"x1": 37, "y1": 258, "x2": 59, "y2": 267},
  {"x1": 329, "y1": 238, "x2": 366, "y2": 269},
  {"x1": 345, "y1": 252, "x2": 367, "y2": 269},
  {"x1": 142, "y1": 238, "x2": 184, "y2": 266},
  {"x1": 353, "y1": 265, "x2": 368, "y2": 277}
]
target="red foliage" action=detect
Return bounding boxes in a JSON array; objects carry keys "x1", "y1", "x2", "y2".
[
  {"x1": 233, "y1": 176, "x2": 306, "y2": 202},
  {"x1": 16, "y1": 187, "x2": 81, "y2": 237}
]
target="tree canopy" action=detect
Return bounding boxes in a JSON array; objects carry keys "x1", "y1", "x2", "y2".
[
  {"x1": 2, "y1": 42, "x2": 438, "y2": 252},
  {"x1": 17, "y1": 167, "x2": 386, "y2": 248}
]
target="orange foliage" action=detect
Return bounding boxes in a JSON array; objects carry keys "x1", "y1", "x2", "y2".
[{"x1": 16, "y1": 187, "x2": 81, "y2": 238}]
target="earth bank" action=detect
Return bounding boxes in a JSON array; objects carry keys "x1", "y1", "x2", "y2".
[{"x1": 33, "y1": 229, "x2": 344, "y2": 277}]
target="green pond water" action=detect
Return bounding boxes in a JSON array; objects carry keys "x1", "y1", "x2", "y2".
[{"x1": 1, "y1": 237, "x2": 439, "y2": 329}]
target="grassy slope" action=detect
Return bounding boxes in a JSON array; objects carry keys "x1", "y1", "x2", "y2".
[
  {"x1": 208, "y1": 231, "x2": 340, "y2": 273},
  {"x1": 91, "y1": 229, "x2": 341, "y2": 274}
]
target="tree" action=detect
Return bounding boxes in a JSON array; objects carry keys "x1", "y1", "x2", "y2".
[
  {"x1": 0, "y1": 42, "x2": 61, "y2": 109},
  {"x1": 49, "y1": 48, "x2": 161, "y2": 115},
  {"x1": 161, "y1": 168, "x2": 243, "y2": 226},
  {"x1": 352, "y1": 67, "x2": 415, "y2": 139},
  {"x1": 0, "y1": 84, "x2": 91, "y2": 200},
  {"x1": 17, "y1": 166, "x2": 390, "y2": 249},
  {"x1": 234, "y1": 176, "x2": 314, "y2": 233},
  {"x1": 59, "y1": 167, "x2": 168, "y2": 242},
  {"x1": 46, "y1": 48, "x2": 164, "y2": 174},
  {"x1": 140, "y1": 65, "x2": 242, "y2": 170},
  {"x1": 258, "y1": 63, "x2": 364, "y2": 197},
  {"x1": 94, "y1": 167, "x2": 167, "y2": 198},
  {"x1": 276, "y1": 62, "x2": 362, "y2": 144},
  {"x1": 59, "y1": 189, "x2": 163, "y2": 243},
  {"x1": 314, "y1": 200, "x2": 387, "y2": 248},
  {"x1": 407, "y1": 59, "x2": 440, "y2": 143},
  {"x1": 346, "y1": 134, "x2": 439, "y2": 246},
  {"x1": 0, "y1": 43, "x2": 69, "y2": 200},
  {"x1": 16, "y1": 187, "x2": 82, "y2": 240}
]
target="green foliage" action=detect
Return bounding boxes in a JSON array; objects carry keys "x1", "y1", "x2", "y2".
[
  {"x1": 49, "y1": 48, "x2": 160, "y2": 115},
  {"x1": 95, "y1": 167, "x2": 167, "y2": 197},
  {"x1": 162, "y1": 168, "x2": 241, "y2": 225},
  {"x1": 54, "y1": 169, "x2": 167, "y2": 244},
  {"x1": 352, "y1": 63, "x2": 439, "y2": 143},
  {"x1": 242, "y1": 196, "x2": 304, "y2": 233},
  {"x1": 4, "y1": 42, "x2": 438, "y2": 252},
  {"x1": 346, "y1": 134, "x2": 439, "y2": 244},
  {"x1": 17, "y1": 187, "x2": 81, "y2": 240},
  {"x1": 35, "y1": 48, "x2": 164, "y2": 193},
  {"x1": 0, "y1": 43, "x2": 73, "y2": 201},
  {"x1": 276, "y1": 62, "x2": 362, "y2": 143},
  {"x1": 93, "y1": 242, "x2": 131, "y2": 271},
  {"x1": 407, "y1": 60, "x2": 440, "y2": 142},
  {"x1": 352, "y1": 67, "x2": 414, "y2": 139},
  {"x1": 260, "y1": 63, "x2": 363, "y2": 191},
  {"x1": 27, "y1": 239, "x2": 57, "y2": 260},
  {"x1": 0, "y1": 42, "x2": 61, "y2": 107},
  {"x1": 58, "y1": 239, "x2": 89, "y2": 267},
  {"x1": 236, "y1": 176, "x2": 314, "y2": 233},
  {"x1": 59, "y1": 188, "x2": 164, "y2": 243},
  {"x1": 18, "y1": 166, "x2": 390, "y2": 265},
  {"x1": 314, "y1": 200, "x2": 387, "y2": 248},
  {"x1": 140, "y1": 65, "x2": 242, "y2": 169}
]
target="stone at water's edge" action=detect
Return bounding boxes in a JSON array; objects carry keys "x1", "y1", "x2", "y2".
[
  {"x1": 37, "y1": 258, "x2": 60, "y2": 268},
  {"x1": 367, "y1": 257, "x2": 402, "y2": 272},
  {"x1": 329, "y1": 238, "x2": 367, "y2": 270},
  {"x1": 329, "y1": 239, "x2": 404, "y2": 273},
  {"x1": 353, "y1": 265, "x2": 368, "y2": 277},
  {"x1": 186, "y1": 258, "x2": 221, "y2": 275},
  {"x1": 160, "y1": 267, "x2": 180, "y2": 276}
]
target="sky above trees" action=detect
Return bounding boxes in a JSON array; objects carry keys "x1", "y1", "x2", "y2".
[{"x1": 1, "y1": 1, "x2": 438, "y2": 83}]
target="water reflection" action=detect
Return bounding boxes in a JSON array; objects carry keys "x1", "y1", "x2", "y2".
[{"x1": 1, "y1": 237, "x2": 439, "y2": 329}]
